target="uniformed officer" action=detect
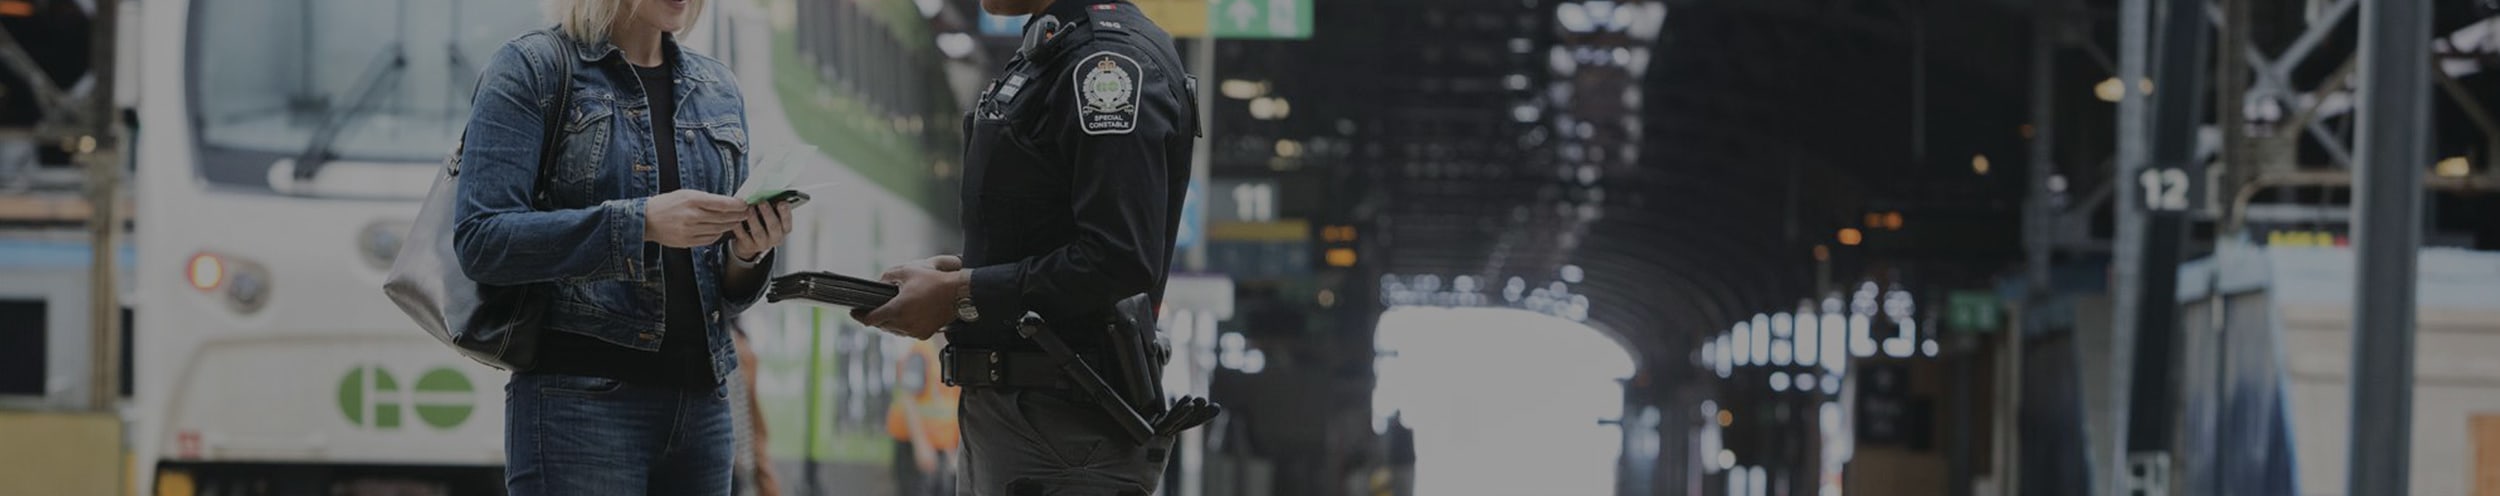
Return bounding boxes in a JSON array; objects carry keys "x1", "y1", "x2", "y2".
[{"x1": 852, "y1": 0, "x2": 1198, "y2": 494}]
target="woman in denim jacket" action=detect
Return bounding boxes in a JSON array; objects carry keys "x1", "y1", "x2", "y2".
[{"x1": 453, "y1": 0, "x2": 790, "y2": 494}]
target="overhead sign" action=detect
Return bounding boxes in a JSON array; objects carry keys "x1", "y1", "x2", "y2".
[
  {"x1": 1213, "y1": 0, "x2": 1312, "y2": 39},
  {"x1": 1946, "y1": 290, "x2": 2001, "y2": 334},
  {"x1": 1097, "y1": 0, "x2": 1304, "y2": 40},
  {"x1": 1210, "y1": 178, "x2": 1278, "y2": 223},
  {"x1": 1133, "y1": 0, "x2": 1212, "y2": 38}
]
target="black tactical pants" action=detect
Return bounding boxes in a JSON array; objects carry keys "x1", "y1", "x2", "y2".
[{"x1": 957, "y1": 387, "x2": 1169, "y2": 496}]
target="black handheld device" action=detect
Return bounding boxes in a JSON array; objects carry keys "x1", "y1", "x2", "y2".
[
  {"x1": 767, "y1": 271, "x2": 896, "y2": 308},
  {"x1": 764, "y1": 190, "x2": 812, "y2": 208}
]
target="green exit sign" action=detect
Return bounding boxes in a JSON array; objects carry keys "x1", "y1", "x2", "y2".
[
  {"x1": 1947, "y1": 290, "x2": 2002, "y2": 334},
  {"x1": 1215, "y1": 0, "x2": 1313, "y2": 39}
]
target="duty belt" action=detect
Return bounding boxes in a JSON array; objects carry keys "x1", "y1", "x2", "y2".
[
  {"x1": 936, "y1": 297, "x2": 1222, "y2": 447},
  {"x1": 941, "y1": 347, "x2": 1099, "y2": 390}
]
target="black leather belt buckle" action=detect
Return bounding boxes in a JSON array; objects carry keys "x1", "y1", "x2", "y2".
[
  {"x1": 943, "y1": 348, "x2": 1009, "y2": 387},
  {"x1": 941, "y1": 347, "x2": 962, "y2": 387}
]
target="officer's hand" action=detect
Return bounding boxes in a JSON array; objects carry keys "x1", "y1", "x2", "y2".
[
  {"x1": 644, "y1": 190, "x2": 749, "y2": 248},
  {"x1": 852, "y1": 262, "x2": 966, "y2": 340},
  {"x1": 913, "y1": 254, "x2": 963, "y2": 272},
  {"x1": 729, "y1": 201, "x2": 794, "y2": 262}
]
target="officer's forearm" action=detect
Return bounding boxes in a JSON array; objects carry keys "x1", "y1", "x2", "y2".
[{"x1": 967, "y1": 243, "x2": 1156, "y2": 323}]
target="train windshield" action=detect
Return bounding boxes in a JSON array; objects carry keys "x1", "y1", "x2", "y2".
[{"x1": 188, "y1": 0, "x2": 542, "y2": 192}]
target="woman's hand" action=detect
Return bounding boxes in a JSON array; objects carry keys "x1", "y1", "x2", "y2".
[
  {"x1": 730, "y1": 200, "x2": 794, "y2": 261},
  {"x1": 646, "y1": 190, "x2": 750, "y2": 248}
]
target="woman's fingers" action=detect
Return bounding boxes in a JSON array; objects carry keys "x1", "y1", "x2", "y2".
[
  {"x1": 773, "y1": 202, "x2": 795, "y2": 234},
  {"x1": 697, "y1": 213, "x2": 747, "y2": 230},
  {"x1": 757, "y1": 203, "x2": 784, "y2": 240},
  {"x1": 691, "y1": 193, "x2": 750, "y2": 213},
  {"x1": 737, "y1": 211, "x2": 761, "y2": 244},
  {"x1": 705, "y1": 207, "x2": 751, "y2": 224}
]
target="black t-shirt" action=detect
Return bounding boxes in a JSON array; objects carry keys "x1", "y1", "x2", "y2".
[{"x1": 531, "y1": 58, "x2": 714, "y2": 388}]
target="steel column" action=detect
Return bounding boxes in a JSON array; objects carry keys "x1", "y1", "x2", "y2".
[
  {"x1": 84, "y1": 0, "x2": 125, "y2": 414},
  {"x1": 2100, "y1": 0, "x2": 2150, "y2": 492},
  {"x1": 2125, "y1": 0, "x2": 2214, "y2": 484},
  {"x1": 2343, "y1": 0, "x2": 2433, "y2": 493},
  {"x1": 2014, "y1": 3, "x2": 2056, "y2": 493}
]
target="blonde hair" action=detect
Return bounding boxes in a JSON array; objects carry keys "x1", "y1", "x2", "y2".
[{"x1": 544, "y1": 0, "x2": 706, "y2": 42}]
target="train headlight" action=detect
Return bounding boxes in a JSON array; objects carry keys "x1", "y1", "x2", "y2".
[
  {"x1": 226, "y1": 264, "x2": 270, "y2": 313},
  {"x1": 359, "y1": 221, "x2": 407, "y2": 270},
  {"x1": 187, "y1": 251, "x2": 270, "y2": 314},
  {"x1": 186, "y1": 253, "x2": 224, "y2": 291}
]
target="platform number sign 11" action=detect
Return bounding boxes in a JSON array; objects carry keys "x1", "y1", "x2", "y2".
[{"x1": 2138, "y1": 167, "x2": 2193, "y2": 212}]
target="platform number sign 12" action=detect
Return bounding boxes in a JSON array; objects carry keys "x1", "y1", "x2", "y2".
[{"x1": 2138, "y1": 167, "x2": 2192, "y2": 212}]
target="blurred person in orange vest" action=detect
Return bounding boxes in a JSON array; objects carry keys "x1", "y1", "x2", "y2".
[{"x1": 889, "y1": 338, "x2": 962, "y2": 495}]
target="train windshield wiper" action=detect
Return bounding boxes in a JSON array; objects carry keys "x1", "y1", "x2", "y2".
[{"x1": 291, "y1": 42, "x2": 407, "y2": 181}]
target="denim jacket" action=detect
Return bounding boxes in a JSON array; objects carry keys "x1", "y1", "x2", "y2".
[{"x1": 452, "y1": 29, "x2": 765, "y2": 382}]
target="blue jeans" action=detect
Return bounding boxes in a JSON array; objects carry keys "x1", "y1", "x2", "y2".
[{"x1": 505, "y1": 373, "x2": 733, "y2": 496}]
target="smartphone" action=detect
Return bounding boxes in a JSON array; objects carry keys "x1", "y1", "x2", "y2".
[{"x1": 765, "y1": 190, "x2": 812, "y2": 208}]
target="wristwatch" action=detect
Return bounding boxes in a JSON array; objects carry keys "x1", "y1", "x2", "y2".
[{"x1": 954, "y1": 281, "x2": 981, "y2": 323}]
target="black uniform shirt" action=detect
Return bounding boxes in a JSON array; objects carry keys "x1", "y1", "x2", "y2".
[{"x1": 954, "y1": 0, "x2": 1199, "y2": 352}]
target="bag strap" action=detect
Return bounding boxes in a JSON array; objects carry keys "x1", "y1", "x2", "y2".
[
  {"x1": 530, "y1": 27, "x2": 578, "y2": 209},
  {"x1": 448, "y1": 25, "x2": 578, "y2": 198}
]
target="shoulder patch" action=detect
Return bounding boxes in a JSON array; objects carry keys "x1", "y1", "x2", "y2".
[{"x1": 1073, "y1": 51, "x2": 1144, "y2": 136}]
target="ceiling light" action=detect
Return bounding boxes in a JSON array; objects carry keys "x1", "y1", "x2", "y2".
[
  {"x1": 1972, "y1": 154, "x2": 1991, "y2": 175},
  {"x1": 1733, "y1": 322, "x2": 1753, "y2": 367},
  {"x1": 1609, "y1": 3, "x2": 1640, "y2": 33},
  {"x1": 1557, "y1": 3, "x2": 1595, "y2": 33},
  {"x1": 1275, "y1": 139, "x2": 1304, "y2": 158},
  {"x1": 936, "y1": 33, "x2": 975, "y2": 59},
  {"x1": 1548, "y1": 46, "x2": 1577, "y2": 75},
  {"x1": 1630, "y1": 3, "x2": 1669, "y2": 40},
  {"x1": 1248, "y1": 97, "x2": 1290, "y2": 120},
  {"x1": 2435, "y1": 156, "x2": 2470, "y2": 178},
  {"x1": 1221, "y1": 79, "x2": 1267, "y2": 100}
]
